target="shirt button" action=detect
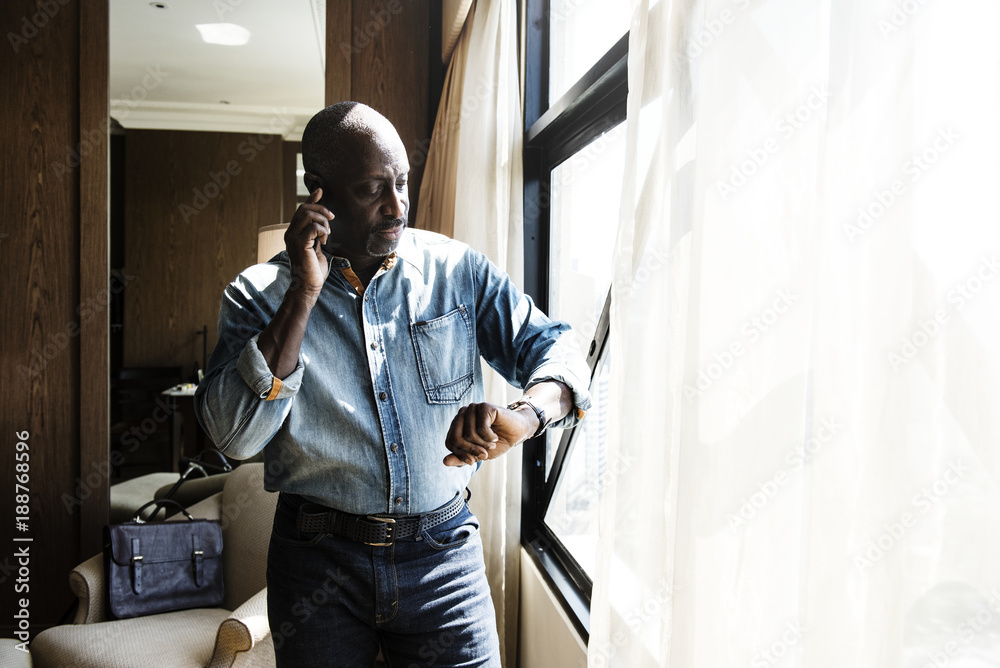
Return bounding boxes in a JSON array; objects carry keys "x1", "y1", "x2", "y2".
[
  {"x1": 394, "y1": 497, "x2": 403, "y2": 505},
  {"x1": 390, "y1": 443, "x2": 398, "y2": 453},
  {"x1": 364, "y1": 295, "x2": 369, "y2": 302},
  {"x1": 370, "y1": 341, "x2": 377, "y2": 350},
  {"x1": 379, "y1": 391, "x2": 387, "y2": 401}
]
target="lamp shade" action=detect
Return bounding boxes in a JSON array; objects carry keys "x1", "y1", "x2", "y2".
[{"x1": 257, "y1": 224, "x2": 288, "y2": 263}]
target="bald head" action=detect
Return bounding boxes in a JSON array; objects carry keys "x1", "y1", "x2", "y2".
[{"x1": 301, "y1": 102, "x2": 404, "y2": 184}]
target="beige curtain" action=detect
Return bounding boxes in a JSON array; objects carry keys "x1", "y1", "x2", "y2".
[
  {"x1": 416, "y1": 1, "x2": 525, "y2": 666},
  {"x1": 415, "y1": 13, "x2": 469, "y2": 238},
  {"x1": 588, "y1": 0, "x2": 1000, "y2": 666}
]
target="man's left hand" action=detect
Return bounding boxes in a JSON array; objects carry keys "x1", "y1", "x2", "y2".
[{"x1": 443, "y1": 403, "x2": 538, "y2": 467}]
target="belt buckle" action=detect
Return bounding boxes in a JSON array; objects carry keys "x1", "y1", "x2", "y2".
[{"x1": 364, "y1": 516, "x2": 395, "y2": 546}]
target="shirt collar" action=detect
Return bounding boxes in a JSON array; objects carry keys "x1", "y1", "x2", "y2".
[{"x1": 392, "y1": 229, "x2": 424, "y2": 274}]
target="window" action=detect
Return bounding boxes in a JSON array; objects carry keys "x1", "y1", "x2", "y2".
[
  {"x1": 521, "y1": 0, "x2": 630, "y2": 640},
  {"x1": 548, "y1": 0, "x2": 632, "y2": 104}
]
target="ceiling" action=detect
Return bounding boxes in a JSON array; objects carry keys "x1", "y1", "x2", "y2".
[{"x1": 109, "y1": 0, "x2": 326, "y2": 140}]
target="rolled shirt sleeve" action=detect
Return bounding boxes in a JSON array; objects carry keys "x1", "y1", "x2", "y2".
[
  {"x1": 237, "y1": 333, "x2": 305, "y2": 400},
  {"x1": 195, "y1": 263, "x2": 306, "y2": 459},
  {"x1": 525, "y1": 363, "x2": 591, "y2": 429}
]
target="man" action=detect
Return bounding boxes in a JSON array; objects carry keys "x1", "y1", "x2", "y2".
[{"x1": 196, "y1": 102, "x2": 590, "y2": 667}]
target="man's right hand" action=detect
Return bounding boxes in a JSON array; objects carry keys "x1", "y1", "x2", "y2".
[{"x1": 285, "y1": 187, "x2": 335, "y2": 300}]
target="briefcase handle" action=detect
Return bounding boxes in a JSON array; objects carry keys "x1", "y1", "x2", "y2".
[{"x1": 132, "y1": 498, "x2": 196, "y2": 524}]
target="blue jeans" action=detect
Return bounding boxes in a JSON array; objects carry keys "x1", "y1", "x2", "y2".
[{"x1": 266, "y1": 493, "x2": 501, "y2": 667}]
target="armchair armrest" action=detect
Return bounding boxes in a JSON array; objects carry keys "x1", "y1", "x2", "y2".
[
  {"x1": 206, "y1": 587, "x2": 270, "y2": 668},
  {"x1": 69, "y1": 553, "x2": 107, "y2": 624}
]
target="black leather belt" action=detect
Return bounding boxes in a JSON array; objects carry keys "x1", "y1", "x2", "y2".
[{"x1": 289, "y1": 490, "x2": 468, "y2": 547}]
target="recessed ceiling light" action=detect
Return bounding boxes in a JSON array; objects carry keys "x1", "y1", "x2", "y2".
[{"x1": 195, "y1": 23, "x2": 251, "y2": 46}]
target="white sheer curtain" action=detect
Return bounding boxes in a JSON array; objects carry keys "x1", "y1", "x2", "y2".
[
  {"x1": 416, "y1": 1, "x2": 524, "y2": 666},
  {"x1": 589, "y1": 0, "x2": 1000, "y2": 666}
]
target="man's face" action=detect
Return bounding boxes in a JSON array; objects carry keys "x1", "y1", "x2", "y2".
[{"x1": 320, "y1": 129, "x2": 410, "y2": 260}]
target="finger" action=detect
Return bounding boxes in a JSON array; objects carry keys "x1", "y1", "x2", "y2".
[
  {"x1": 295, "y1": 222, "x2": 331, "y2": 250},
  {"x1": 462, "y1": 406, "x2": 492, "y2": 447},
  {"x1": 443, "y1": 453, "x2": 465, "y2": 467},
  {"x1": 287, "y1": 211, "x2": 333, "y2": 243},
  {"x1": 292, "y1": 204, "x2": 335, "y2": 225},
  {"x1": 474, "y1": 404, "x2": 499, "y2": 446},
  {"x1": 445, "y1": 406, "x2": 467, "y2": 453},
  {"x1": 447, "y1": 407, "x2": 489, "y2": 463},
  {"x1": 312, "y1": 188, "x2": 334, "y2": 219}
]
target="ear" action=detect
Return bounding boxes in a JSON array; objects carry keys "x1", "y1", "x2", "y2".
[{"x1": 303, "y1": 172, "x2": 323, "y2": 194}]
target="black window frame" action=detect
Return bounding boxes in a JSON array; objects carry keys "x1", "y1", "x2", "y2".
[{"x1": 520, "y1": 0, "x2": 629, "y2": 642}]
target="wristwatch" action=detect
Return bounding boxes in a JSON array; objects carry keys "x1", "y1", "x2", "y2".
[{"x1": 507, "y1": 397, "x2": 549, "y2": 439}]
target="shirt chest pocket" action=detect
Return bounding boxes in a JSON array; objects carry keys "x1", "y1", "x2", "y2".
[{"x1": 410, "y1": 305, "x2": 474, "y2": 404}]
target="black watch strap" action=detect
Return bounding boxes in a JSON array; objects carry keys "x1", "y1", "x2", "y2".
[{"x1": 507, "y1": 397, "x2": 548, "y2": 439}]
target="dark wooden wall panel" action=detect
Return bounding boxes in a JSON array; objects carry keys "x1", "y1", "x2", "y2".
[
  {"x1": 80, "y1": 0, "x2": 110, "y2": 561},
  {"x1": 122, "y1": 130, "x2": 282, "y2": 372},
  {"x1": 0, "y1": 0, "x2": 109, "y2": 635},
  {"x1": 350, "y1": 0, "x2": 431, "y2": 220},
  {"x1": 326, "y1": 1, "x2": 352, "y2": 107},
  {"x1": 326, "y1": 0, "x2": 434, "y2": 223}
]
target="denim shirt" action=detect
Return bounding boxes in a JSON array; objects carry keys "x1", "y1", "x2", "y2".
[{"x1": 195, "y1": 229, "x2": 591, "y2": 515}]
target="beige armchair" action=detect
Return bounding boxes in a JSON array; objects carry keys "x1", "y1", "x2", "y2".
[{"x1": 32, "y1": 463, "x2": 277, "y2": 668}]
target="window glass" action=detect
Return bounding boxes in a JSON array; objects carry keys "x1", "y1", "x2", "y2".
[
  {"x1": 543, "y1": 122, "x2": 626, "y2": 576},
  {"x1": 544, "y1": 354, "x2": 611, "y2": 578},
  {"x1": 549, "y1": 0, "x2": 631, "y2": 104},
  {"x1": 547, "y1": 121, "x2": 627, "y2": 363}
]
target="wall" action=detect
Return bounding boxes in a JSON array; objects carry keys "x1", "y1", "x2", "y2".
[
  {"x1": 327, "y1": 0, "x2": 437, "y2": 222},
  {"x1": 0, "y1": 0, "x2": 108, "y2": 635},
  {"x1": 121, "y1": 129, "x2": 283, "y2": 372},
  {"x1": 519, "y1": 549, "x2": 589, "y2": 667}
]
